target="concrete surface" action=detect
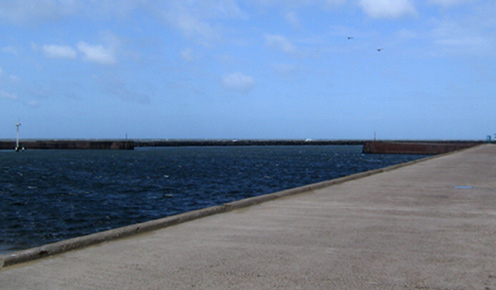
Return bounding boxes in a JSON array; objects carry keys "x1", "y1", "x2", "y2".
[{"x1": 1, "y1": 145, "x2": 495, "y2": 289}]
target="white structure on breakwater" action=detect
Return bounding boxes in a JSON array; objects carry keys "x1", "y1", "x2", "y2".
[{"x1": 15, "y1": 122, "x2": 21, "y2": 151}]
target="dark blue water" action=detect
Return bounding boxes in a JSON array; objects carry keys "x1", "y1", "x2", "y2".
[{"x1": 0, "y1": 146, "x2": 427, "y2": 253}]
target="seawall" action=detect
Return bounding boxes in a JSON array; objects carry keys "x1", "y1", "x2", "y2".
[
  {"x1": 0, "y1": 139, "x2": 366, "y2": 150},
  {"x1": 0, "y1": 140, "x2": 134, "y2": 150},
  {"x1": 134, "y1": 139, "x2": 365, "y2": 147},
  {"x1": 363, "y1": 141, "x2": 480, "y2": 154},
  {"x1": 0, "y1": 139, "x2": 485, "y2": 152}
]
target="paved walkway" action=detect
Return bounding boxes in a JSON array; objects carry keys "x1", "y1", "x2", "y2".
[{"x1": 1, "y1": 145, "x2": 496, "y2": 289}]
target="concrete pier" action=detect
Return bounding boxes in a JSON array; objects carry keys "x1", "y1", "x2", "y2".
[
  {"x1": 1, "y1": 145, "x2": 496, "y2": 289},
  {"x1": 363, "y1": 140, "x2": 479, "y2": 154}
]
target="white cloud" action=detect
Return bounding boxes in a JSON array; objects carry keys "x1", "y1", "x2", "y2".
[
  {"x1": 77, "y1": 42, "x2": 116, "y2": 65},
  {"x1": 265, "y1": 34, "x2": 296, "y2": 53},
  {"x1": 0, "y1": 67, "x2": 20, "y2": 83},
  {"x1": 9, "y1": 75, "x2": 21, "y2": 82},
  {"x1": 41, "y1": 44, "x2": 77, "y2": 59},
  {"x1": 327, "y1": 0, "x2": 347, "y2": 5},
  {"x1": 254, "y1": 0, "x2": 346, "y2": 9},
  {"x1": 431, "y1": 19, "x2": 494, "y2": 56},
  {"x1": 150, "y1": 0, "x2": 247, "y2": 45},
  {"x1": 222, "y1": 72, "x2": 255, "y2": 94},
  {"x1": 286, "y1": 12, "x2": 301, "y2": 29},
  {"x1": 272, "y1": 64, "x2": 298, "y2": 76},
  {"x1": 181, "y1": 48, "x2": 195, "y2": 61},
  {"x1": 207, "y1": 0, "x2": 247, "y2": 18},
  {"x1": 425, "y1": 1, "x2": 496, "y2": 57},
  {"x1": 429, "y1": 0, "x2": 476, "y2": 7},
  {"x1": 0, "y1": 0, "x2": 81, "y2": 24},
  {"x1": 0, "y1": 90, "x2": 18, "y2": 100},
  {"x1": 359, "y1": 0, "x2": 416, "y2": 19},
  {"x1": 174, "y1": 13, "x2": 216, "y2": 42},
  {"x1": 396, "y1": 29, "x2": 418, "y2": 40},
  {"x1": 2, "y1": 46, "x2": 19, "y2": 55},
  {"x1": 25, "y1": 100, "x2": 40, "y2": 107},
  {"x1": 98, "y1": 76, "x2": 150, "y2": 103},
  {"x1": 0, "y1": 0, "x2": 143, "y2": 24}
]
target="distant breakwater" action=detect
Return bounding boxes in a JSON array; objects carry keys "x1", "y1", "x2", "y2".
[
  {"x1": 362, "y1": 141, "x2": 481, "y2": 154},
  {"x1": 0, "y1": 139, "x2": 486, "y2": 152},
  {"x1": 0, "y1": 140, "x2": 134, "y2": 150},
  {"x1": 134, "y1": 139, "x2": 366, "y2": 147},
  {"x1": 0, "y1": 140, "x2": 363, "y2": 150}
]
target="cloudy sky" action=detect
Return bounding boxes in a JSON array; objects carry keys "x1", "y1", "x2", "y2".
[{"x1": 1, "y1": 0, "x2": 495, "y2": 140}]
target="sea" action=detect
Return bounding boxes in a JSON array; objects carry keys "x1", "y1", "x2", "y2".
[{"x1": 0, "y1": 145, "x2": 428, "y2": 254}]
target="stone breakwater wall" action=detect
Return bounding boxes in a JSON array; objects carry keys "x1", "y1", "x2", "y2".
[
  {"x1": 0, "y1": 139, "x2": 364, "y2": 150},
  {"x1": 0, "y1": 139, "x2": 485, "y2": 152},
  {"x1": 362, "y1": 141, "x2": 481, "y2": 155},
  {"x1": 134, "y1": 139, "x2": 365, "y2": 147},
  {"x1": 0, "y1": 140, "x2": 134, "y2": 150}
]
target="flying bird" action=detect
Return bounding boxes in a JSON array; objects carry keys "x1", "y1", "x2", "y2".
[
  {"x1": 347, "y1": 36, "x2": 353, "y2": 40},
  {"x1": 377, "y1": 48, "x2": 383, "y2": 52}
]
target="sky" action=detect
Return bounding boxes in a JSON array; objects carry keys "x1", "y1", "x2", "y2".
[{"x1": 0, "y1": 0, "x2": 495, "y2": 140}]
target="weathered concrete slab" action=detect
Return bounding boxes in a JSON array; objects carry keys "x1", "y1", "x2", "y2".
[{"x1": 1, "y1": 145, "x2": 495, "y2": 289}]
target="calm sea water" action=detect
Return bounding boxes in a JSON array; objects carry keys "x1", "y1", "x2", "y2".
[{"x1": 0, "y1": 146, "x2": 427, "y2": 253}]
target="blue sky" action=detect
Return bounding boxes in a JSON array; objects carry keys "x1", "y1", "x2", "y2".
[{"x1": 1, "y1": 0, "x2": 495, "y2": 140}]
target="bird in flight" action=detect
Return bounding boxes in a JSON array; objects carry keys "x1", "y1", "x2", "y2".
[
  {"x1": 377, "y1": 48, "x2": 383, "y2": 52},
  {"x1": 347, "y1": 36, "x2": 353, "y2": 40}
]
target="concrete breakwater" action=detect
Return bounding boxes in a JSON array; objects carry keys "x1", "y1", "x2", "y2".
[
  {"x1": 0, "y1": 139, "x2": 485, "y2": 152},
  {"x1": 0, "y1": 140, "x2": 134, "y2": 150},
  {"x1": 134, "y1": 139, "x2": 366, "y2": 147},
  {"x1": 0, "y1": 139, "x2": 365, "y2": 150},
  {"x1": 363, "y1": 141, "x2": 480, "y2": 154}
]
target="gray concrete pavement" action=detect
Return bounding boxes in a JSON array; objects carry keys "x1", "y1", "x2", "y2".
[{"x1": 1, "y1": 144, "x2": 496, "y2": 289}]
